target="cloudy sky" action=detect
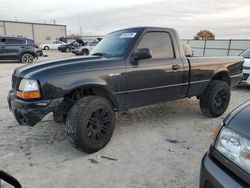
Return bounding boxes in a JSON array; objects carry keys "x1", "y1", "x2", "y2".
[{"x1": 0, "y1": 0, "x2": 250, "y2": 39}]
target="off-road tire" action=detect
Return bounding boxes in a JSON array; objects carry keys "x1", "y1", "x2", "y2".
[
  {"x1": 66, "y1": 96, "x2": 115, "y2": 153},
  {"x1": 200, "y1": 80, "x2": 230, "y2": 117}
]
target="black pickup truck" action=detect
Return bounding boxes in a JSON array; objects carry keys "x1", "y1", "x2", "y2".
[{"x1": 8, "y1": 27, "x2": 243, "y2": 153}]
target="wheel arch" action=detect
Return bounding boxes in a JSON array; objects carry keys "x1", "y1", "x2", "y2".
[
  {"x1": 64, "y1": 84, "x2": 119, "y2": 111},
  {"x1": 81, "y1": 48, "x2": 90, "y2": 52},
  {"x1": 44, "y1": 45, "x2": 49, "y2": 50},
  {"x1": 19, "y1": 51, "x2": 36, "y2": 61},
  {"x1": 211, "y1": 71, "x2": 231, "y2": 86}
]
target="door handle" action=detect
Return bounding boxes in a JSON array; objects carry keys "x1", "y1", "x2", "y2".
[{"x1": 172, "y1": 64, "x2": 181, "y2": 70}]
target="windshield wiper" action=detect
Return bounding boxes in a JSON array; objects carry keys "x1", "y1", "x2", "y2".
[{"x1": 91, "y1": 52, "x2": 112, "y2": 58}]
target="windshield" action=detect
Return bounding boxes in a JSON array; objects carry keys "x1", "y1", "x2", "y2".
[
  {"x1": 91, "y1": 30, "x2": 138, "y2": 57},
  {"x1": 240, "y1": 48, "x2": 250, "y2": 58}
]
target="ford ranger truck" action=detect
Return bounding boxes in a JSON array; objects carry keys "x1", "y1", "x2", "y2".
[{"x1": 8, "y1": 27, "x2": 244, "y2": 153}]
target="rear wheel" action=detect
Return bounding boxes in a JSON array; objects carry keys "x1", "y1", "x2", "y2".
[
  {"x1": 21, "y1": 53, "x2": 34, "y2": 63},
  {"x1": 81, "y1": 49, "x2": 89, "y2": 55},
  {"x1": 44, "y1": 46, "x2": 49, "y2": 50},
  {"x1": 200, "y1": 80, "x2": 230, "y2": 117},
  {"x1": 66, "y1": 96, "x2": 115, "y2": 153}
]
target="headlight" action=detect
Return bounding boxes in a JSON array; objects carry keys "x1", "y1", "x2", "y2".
[
  {"x1": 19, "y1": 79, "x2": 39, "y2": 91},
  {"x1": 16, "y1": 79, "x2": 41, "y2": 99},
  {"x1": 215, "y1": 127, "x2": 250, "y2": 174}
]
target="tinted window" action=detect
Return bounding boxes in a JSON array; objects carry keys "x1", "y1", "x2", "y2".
[
  {"x1": 0, "y1": 38, "x2": 5, "y2": 45},
  {"x1": 26, "y1": 39, "x2": 34, "y2": 45},
  {"x1": 5, "y1": 38, "x2": 26, "y2": 45},
  {"x1": 137, "y1": 32, "x2": 174, "y2": 59}
]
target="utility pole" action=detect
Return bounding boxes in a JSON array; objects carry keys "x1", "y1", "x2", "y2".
[
  {"x1": 80, "y1": 25, "x2": 83, "y2": 39},
  {"x1": 78, "y1": 15, "x2": 83, "y2": 39},
  {"x1": 53, "y1": 19, "x2": 56, "y2": 24}
]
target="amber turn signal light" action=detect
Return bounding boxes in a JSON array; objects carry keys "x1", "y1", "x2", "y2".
[
  {"x1": 16, "y1": 91, "x2": 41, "y2": 99},
  {"x1": 211, "y1": 126, "x2": 221, "y2": 141}
]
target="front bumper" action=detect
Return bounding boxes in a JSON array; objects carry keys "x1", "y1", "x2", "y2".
[
  {"x1": 8, "y1": 89, "x2": 63, "y2": 126},
  {"x1": 200, "y1": 153, "x2": 248, "y2": 188}
]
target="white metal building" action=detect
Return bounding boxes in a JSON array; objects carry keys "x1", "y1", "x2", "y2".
[{"x1": 0, "y1": 20, "x2": 66, "y2": 44}]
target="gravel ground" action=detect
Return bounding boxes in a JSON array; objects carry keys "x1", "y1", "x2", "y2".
[{"x1": 0, "y1": 51, "x2": 249, "y2": 188}]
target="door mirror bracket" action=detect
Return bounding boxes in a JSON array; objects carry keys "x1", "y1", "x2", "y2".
[{"x1": 131, "y1": 48, "x2": 152, "y2": 65}]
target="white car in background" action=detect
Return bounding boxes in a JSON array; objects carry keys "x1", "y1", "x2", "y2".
[
  {"x1": 183, "y1": 44, "x2": 194, "y2": 57},
  {"x1": 39, "y1": 40, "x2": 66, "y2": 50},
  {"x1": 239, "y1": 48, "x2": 250, "y2": 85},
  {"x1": 71, "y1": 41, "x2": 99, "y2": 55}
]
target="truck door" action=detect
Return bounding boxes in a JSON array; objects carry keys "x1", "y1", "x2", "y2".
[{"x1": 125, "y1": 31, "x2": 186, "y2": 108}]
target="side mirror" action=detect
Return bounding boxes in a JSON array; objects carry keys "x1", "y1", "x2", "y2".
[
  {"x1": 131, "y1": 48, "x2": 152, "y2": 65},
  {"x1": 0, "y1": 170, "x2": 22, "y2": 188}
]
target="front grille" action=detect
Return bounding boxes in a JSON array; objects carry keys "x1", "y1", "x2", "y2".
[{"x1": 243, "y1": 73, "x2": 249, "y2": 81}]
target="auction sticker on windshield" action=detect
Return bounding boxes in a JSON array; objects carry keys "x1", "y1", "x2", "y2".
[{"x1": 120, "y1": 33, "x2": 137, "y2": 38}]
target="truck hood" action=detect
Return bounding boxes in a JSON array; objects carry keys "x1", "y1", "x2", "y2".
[
  {"x1": 14, "y1": 55, "x2": 112, "y2": 78},
  {"x1": 226, "y1": 101, "x2": 250, "y2": 139}
]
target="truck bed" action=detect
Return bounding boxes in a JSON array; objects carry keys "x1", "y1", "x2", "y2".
[{"x1": 186, "y1": 56, "x2": 243, "y2": 97}]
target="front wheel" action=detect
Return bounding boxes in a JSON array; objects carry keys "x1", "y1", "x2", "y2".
[
  {"x1": 200, "y1": 80, "x2": 230, "y2": 117},
  {"x1": 66, "y1": 96, "x2": 115, "y2": 153},
  {"x1": 66, "y1": 47, "x2": 71, "y2": 53},
  {"x1": 21, "y1": 53, "x2": 34, "y2": 63}
]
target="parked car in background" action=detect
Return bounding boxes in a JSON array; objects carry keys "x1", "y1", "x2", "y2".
[
  {"x1": 0, "y1": 36, "x2": 36, "y2": 63},
  {"x1": 183, "y1": 44, "x2": 194, "y2": 57},
  {"x1": 83, "y1": 39, "x2": 97, "y2": 45},
  {"x1": 200, "y1": 101, "x2": 250, "y2": 188},
  {"x1": 58, "y1": 41, "x2": 79, "y2": 52},
  {"x1": 239, "y1": 48, "x2": 250, "y2": 85},
  {"x1": 71, "y1": 41, "x2": 98, "y2": 55},
  {"x1": 39, "y1": 40, "x2": 66, "y2": 50}
]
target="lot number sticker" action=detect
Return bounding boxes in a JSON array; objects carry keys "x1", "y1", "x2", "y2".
[{"x1": 120, "y1": 33, "x2": 137, "y2": 38}]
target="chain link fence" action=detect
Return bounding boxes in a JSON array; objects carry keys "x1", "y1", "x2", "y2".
[{"x1": 181, "y1": 39, "x2": 250, "y2": 57}]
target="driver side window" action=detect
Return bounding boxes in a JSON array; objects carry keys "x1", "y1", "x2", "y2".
[{"x1": 137, "y1": 32, "x2": 175, "y2": 60}]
